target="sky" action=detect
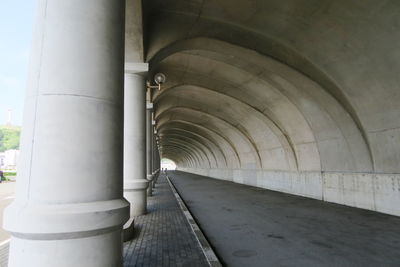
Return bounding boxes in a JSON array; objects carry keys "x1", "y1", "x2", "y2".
[{"x1": 0, "y1": 0, "x2": 36, "y2": 126}]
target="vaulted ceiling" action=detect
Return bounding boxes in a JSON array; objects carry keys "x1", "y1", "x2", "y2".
[{"x1": 129, "y1": 0, "x2": 400, "y2": 173}]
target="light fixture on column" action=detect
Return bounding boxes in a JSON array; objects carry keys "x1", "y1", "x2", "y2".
[{"x1": 147, "y1": 73, "x2": 166, "y2": 90}]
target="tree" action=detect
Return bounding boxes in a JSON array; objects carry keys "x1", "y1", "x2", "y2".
[{"x1": 0, "y1": 126, "x2": 20, "y2": 152}]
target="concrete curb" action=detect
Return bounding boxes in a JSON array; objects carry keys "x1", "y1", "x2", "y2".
[{"x1": 166, "y1": 176, "x2": 222, "y2": 267}]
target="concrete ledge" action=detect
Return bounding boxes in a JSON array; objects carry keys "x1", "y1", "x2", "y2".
[
  {"x1": 166, "y1": 176, "x2": 222, "y2": 267},
  {"x1": 4, "y1": 199, "x2": 130, "y2": 239},
  {"x1": 124, "y1": 62, "x2": 148, "y2": 74},
  {"x1": 124, "y1": 179, "x2": 149, "y2": 191}
]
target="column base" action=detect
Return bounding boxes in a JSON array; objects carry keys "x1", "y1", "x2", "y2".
[
  {"x1": 8, "y1": 229, "x2": 123, "y2": 267},
  {"x1": 153, "y1": 170, "x2": 160, "y2": 188},
  {"x1": 123, "y1": 218, "x2": 135, "y2": 242},
  {"x1": 4, "y1": 199, "x2": 129, "y2": 267},
  {"x1": 124, "y1": 180, "x2": 149, "y2": 216},
  {"x1": 146, "y1": 175, "x2": 154, "y2": 197}
]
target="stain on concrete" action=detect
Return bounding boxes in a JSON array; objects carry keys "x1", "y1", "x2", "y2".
[
  {"x1": 267, "y1": 234, "x2": 285, "y2": 239},
  {"x1": 169, "y1": 171, "x2": 400, "y2": 267},
  {"x1": 232, "y1": 250, "x2": 258, "y2": 258}
]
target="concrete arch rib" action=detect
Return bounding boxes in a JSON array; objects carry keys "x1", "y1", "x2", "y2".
[
  {"x1": 160, "y1": 131, "x2": 219, "y2": 168},
  {"x1": 161, "y1": 140, "x2": 208, "y2": 168},
  {"x1": 150, "y1": 39, "x2": 372, "y2": 172},
  {"x1": 163, "y1": 150, "x2": 194, "y2": 168},
  {"x1": 160, "y1": 136, "x2": 214, "y2": 168},
  {"x1": 161, "y1": 152, "x2": 183, "y2": 166},
  {"x1": 155, "y1": 83, "x2": 300, "y2": 170},
  {"x1": 155, "y1": 85, "x2": 304, "y2": 170},
  {"x1": 156, "y1": 106, "x2": 261, "y2": 169},
  {"x1": 160, "y1": 127, "x2": 227, "y2": 168},
  {"x1": 162, "y1": 134, "x2": 217, "y2": 168},
  {"x1": 158, "y1": 120, "x2": 238, "y2": 168},
  {"x1": 162, "y1": 152, "x2": 189, "y2": 168},
  {"x1": 161, "y1": 145, "x2": 199, "y2": 168},
  {"x1": 160, "y1": 148, "x2": 189, "y2": 166},
  {"x1": 162, "y1": 138, "x2": 210, "y2": 168},
  {"x1": 160, "y1": 146, "x2": 196, "y2": 167},
  {"x1": 162, "y1": 154, "x2": 183, "y2": 167},
  {"x1": 152, "y1": 65, "x2": 319, "y2": 170},
  {"x1": 145, "y1": 19, "x2": 374, "y2": 171}
]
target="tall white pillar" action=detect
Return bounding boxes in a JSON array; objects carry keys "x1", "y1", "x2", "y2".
[
  {"x1": 153, "y1": 142, "x2": 160, "y2": 187},
  {"x1": 124, "y1": 70, "x2": 149, "y2": 216},
  {"x1": 146, "y1": 103, "x2": 154, "y2": 196},
  {"x1": 153, "y1": 132, "x2": 157, "y2": 173},
  {"x1": 3, "y1": 1, "x2": 129, "y2": 266}
]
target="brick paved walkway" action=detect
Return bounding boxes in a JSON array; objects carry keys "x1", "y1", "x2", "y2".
[{"x1": 123, "y1": 174, "x2": 209, "y2": 267}]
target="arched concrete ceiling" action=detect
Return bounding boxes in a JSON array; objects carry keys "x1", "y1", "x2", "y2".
[{"x1": 138, "y1": 0, "x2": 400, "y2": 173}]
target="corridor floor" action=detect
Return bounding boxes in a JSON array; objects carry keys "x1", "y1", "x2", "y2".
[
  {"x1": 123, "y1": 174, "x2": 208, "y2": 267},
  {"x1": 169, "y1": 171, "x2": 400, "y2": 267}
]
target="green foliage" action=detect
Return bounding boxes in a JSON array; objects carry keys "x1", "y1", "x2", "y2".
[
  {"x1": 2, "y1": 172, "x2": 16, "y2": 181},
  {"x1": 0, "y1": 125, "x2": 21, "y2": 152}
]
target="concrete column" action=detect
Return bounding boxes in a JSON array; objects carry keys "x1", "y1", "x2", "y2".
[
  {"x1": 3, "y1": 1, "x2": 128, "y2": 266},
  {"x1": 153, "y1": 143, "x2": 160, "y2": 187},
  {"x1": 152, "y1": 130, "x2": 155, "y2": 174},
  {"x1": 124, "y1": 72, "x2": 149, "y2": 217},
  {"x1": 146, "y1": 103, "x2": 154, "y2": 196},
  {"x1": 152, "y1": 127, "x2": 159, "y2": 173},
  {"x1": 152, "y1": 133, "x2": 156, "y2": 187}
]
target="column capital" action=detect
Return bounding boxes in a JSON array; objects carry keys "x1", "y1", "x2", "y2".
[
  {"x1": 125, "y1": 62, "x2": 148, "y2": 75},
  {"x1": 147, "y1": 102, "x2": 153, "y2": 109}
]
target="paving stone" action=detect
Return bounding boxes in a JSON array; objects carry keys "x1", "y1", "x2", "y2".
[{"x1": 123, "y1": 174, "x2": 208, "y2": 267}]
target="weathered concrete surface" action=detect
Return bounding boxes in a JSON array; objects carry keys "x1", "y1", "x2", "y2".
[
  {"x1": 4, "y1": 1, "x2": 129, "y2": 266},
  {"x1": 124, "y1": 72, "x2": 149, "y2": 217},
  {"x1": 125, "y1": 0, "x2": 145, "y2": 63},
  {"x1": 146, "y1": 0, "x2": 400, "y2": 172},
  {"x1": 137, "y1": 0, "x2": 400, "y2": 215},
  {"x1": 180, "y1": 168, "x2": 400, "y2": 216},
  {"x1": 169, "y1": 171, "x2": 400, "y2": 267}
]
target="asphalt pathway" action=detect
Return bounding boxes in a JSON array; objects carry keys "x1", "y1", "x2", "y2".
[{"x1": 169, "y1": 171, "x2": 400, "y2": 267}]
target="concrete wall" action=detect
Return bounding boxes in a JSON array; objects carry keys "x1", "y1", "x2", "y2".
[
  {"x1": 135, "y1": 0, "x2": 400, "y2": 217},
  {"x1": 179, "y1": 168, "x2": 400, "y2": 216}
]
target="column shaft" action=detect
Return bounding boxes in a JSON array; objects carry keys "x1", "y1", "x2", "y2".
[
  {"x1": 146, "y1": 104, "x2": 153, "y2": 196},
  {"x1": 124, "y1": 73, "x2": 148, "y2": 216},
  {"x1": 153, "y1": 143, "x2": 160, "y2": 187},
  {"x1": 4, "y1": 1, "x2": 128, "y2": 266}
]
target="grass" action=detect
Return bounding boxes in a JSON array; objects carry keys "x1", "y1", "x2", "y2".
[{"x1": 2, "y1": 172, "x2": 16, "y2": 181}]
